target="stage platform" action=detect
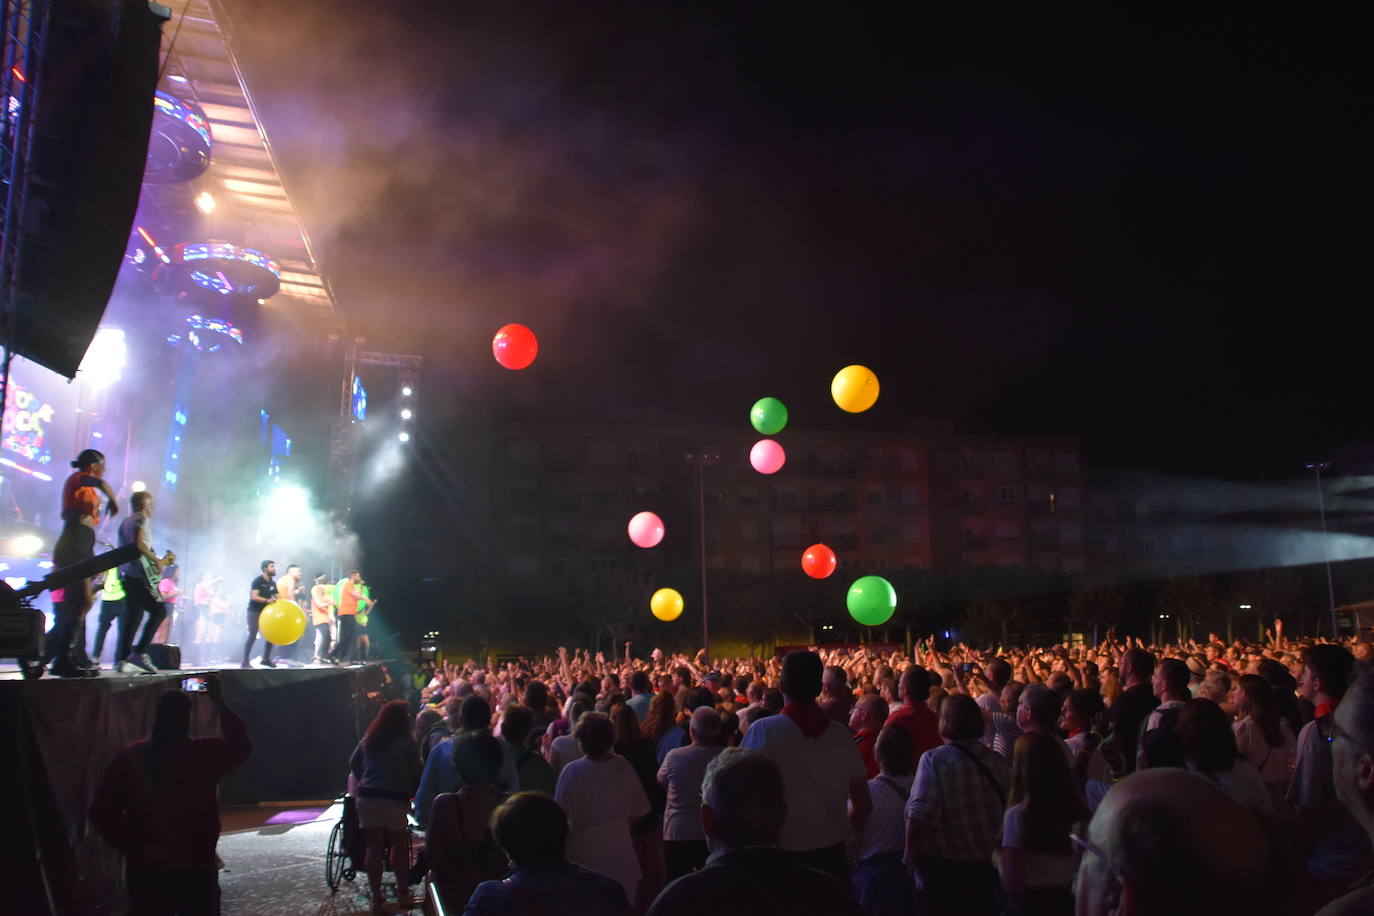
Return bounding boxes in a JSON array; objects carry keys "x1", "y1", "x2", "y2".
[{"x1": 0, "y1": 661, "x2": 394, "y2": 916}]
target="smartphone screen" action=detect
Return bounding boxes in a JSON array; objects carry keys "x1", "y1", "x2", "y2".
[{"x1": 182, "y1": 677, "x2": 207, "y2": 692}]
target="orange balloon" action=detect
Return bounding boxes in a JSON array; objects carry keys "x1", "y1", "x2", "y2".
[{"x1": 802, "y1": 543, "x2": 838, "y2": 579}]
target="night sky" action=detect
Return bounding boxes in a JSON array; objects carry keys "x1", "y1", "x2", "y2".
[{"x1": 228, "y1": 3, "x2": 1365, "y2": 477}]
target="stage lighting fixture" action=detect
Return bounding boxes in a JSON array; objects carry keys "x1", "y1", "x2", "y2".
[
  {"x1": 272, "y1": 483, "x2": 310, "y2": 514},
  {"x1": 9, "y1": 534, "x2": 43, "y2": 556},
  {"x1": 398, "y1": 432, "x2": 411, "y2": 443},
  {"x1": 402, "y1": 386, "x2": 413, "y2": 397},
  {"x1": 401, "y1": 408, "x2": 413, "y2": 420},
  {"x1": 130, "y1": 480, "x2": 147, "y2": 492},
  {"x1": 194, "y1": 191, "x2": 216, "y2": 214},
  {"x1": 77, "y1": 327, "x2": 127, "y2": 387}
]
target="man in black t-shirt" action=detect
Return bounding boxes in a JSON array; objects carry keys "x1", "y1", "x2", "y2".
[
  {"x1": 241, "y1": 560, "x2": 277, "y2": 668},
  {"x1": 1108, "y1": 647, "x2": 1159, "y2": 775}
]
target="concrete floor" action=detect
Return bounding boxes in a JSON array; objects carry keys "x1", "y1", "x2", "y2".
[{"x1": 218, "y1": 802, "x2": 425, "y2": 915}]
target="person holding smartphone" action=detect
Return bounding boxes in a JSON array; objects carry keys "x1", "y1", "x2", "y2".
[{"x1": 89, "y1": 673, "x2": 251, "y2": 913}]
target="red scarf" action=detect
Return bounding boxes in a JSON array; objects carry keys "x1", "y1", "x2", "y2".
[
  {"x1": 1068, "y1": 727, "x2": 1084, "y2": 738},
  {"x1": 1315, "y1": 701, "x2": 1337, "y2": 720},
  {"x1": 783, "y1": 701, "x2": 830, "y2": 739}
]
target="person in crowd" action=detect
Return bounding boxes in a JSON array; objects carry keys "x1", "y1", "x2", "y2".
[
  {"x1": 464, "y1": 792, "x2": 632, "y2": 915},
  {"x1": 643, "y1": 690, "x2": 686, "y2": 765},
  {"x1": 647, "y1": 749, "x2": 862, "y2": 916},
  {"x1": 1290, "y1": 645, "x2": 1373, "y2": 913},
  {"x1": 822, "y1": 665, "x2": 855, "y2": 724},
  {"x1": 1108, "y1": 647, "x2": 1158, "y2": 775},
  {"x1": 904, "y1": 692, "x2": 1010, "y2": 916},
  {"x1": 996, "y1": 731, "x2": 1088, "y2": 916},
  {"x1": 548, "y1": 697, "x2": 590, "y2": 777},
  {"x1": 741, "y1": 650, "x2": 871, "y2": 885},
  {"x1": 416, "y1": 695, "x2": 516, "y2": 829},
  {"x1": 555, "y1": 711, "x2": 652, "y2": 905},
  {"x1": 115, "y1": 491, "x2": 175, "y2": 675},
  {"x1": 851, "y1": 694, "x2": 889, "y2": 779},
  {"x1": 1324, "y1": 670, "x2": 1374, "y2": 914},
  {"x1": 241, "y1": 559, "x2": 277, "y2": 669},
  {"x1": 90, "y1": 674, "x2": 250, "y2": 913},
  {"x1": 658, "y1": 706, "x2": 725, "y2": 881},
  {"x1": 1073, "y1": 768, "x2": 1280, "y2": 915},
  {"x1": 1016, "y1": 683, "x2": 1066, "y2": 747},
  {"x1": 1232, "y1": 674, "x2": 1297, "y2": 805},
  {"x1": 422, "y1": 696, "x2": 459, "y2": 761},
  {"x1": 977, "y1": 658, "x2": 1014, "y2": 718},
  {"x1": 523, "y1": 680, "x2": 554, "y2": 749},
  {"x1": 612, "y1": 701, "x2": 666, "y2": 909},
  {"x1": 426, "y1": 733, "x2": 508, "y2": 908},
  {"x1": 852, "y1": 725, "x2": 917, "y2": 916},
  {"x1": 1175, "y1": 698, "x2": 1271, "y2": 816},
  {"x1": 1145, "y1": 657, "x2": 1191, "y2": 730},
  {"x1": 89, "y1": 568, "x2": 125, "y2": 668},
  {"x1": 47, "y1": 449, "x2": 119, "y2": 677},
  {"x1": 627, "y1": 669, "x2": 655, "y2": 721},
  {"x1": 350, "y1": 700, "x2": 423, "y2": 914},
  {"x1": 886, "y1": 665, "x2": 942, "y2": 770},
  {"x1": 1061, "y1": 688, "x2": 1111, "y2": 809},
  {"x1": 500, "y1": 704, "x2": 556, "y2": 795}
]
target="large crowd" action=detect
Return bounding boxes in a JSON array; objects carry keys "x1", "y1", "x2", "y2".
[{"x1": 325, "y1": 625, "x2": 1374, "y2": 915}]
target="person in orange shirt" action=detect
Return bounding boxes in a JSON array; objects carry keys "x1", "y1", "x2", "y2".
[
  {"x1": 334, "y1": 569, "x2": 365, "y2": 664},
  {"x1": 310, "y1": 573, "x2": 335, "y2": 663},
  {"x1": 47, "y1": 448, "x2": 120, "y2": 677}
]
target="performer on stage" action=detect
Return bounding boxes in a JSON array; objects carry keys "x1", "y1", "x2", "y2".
[
  {"x1": 333, "y1": 569, "x2": 367, "y2": 664},
  {"x1": 90, "y1": 568, "x2": 126, "y2": 667},
  {"x1": 46, "y1": 448, "x2": 119, "y2": 677},
  {"x1": 310, "y1": 573, "x2": 335, "y2": 663},
  {"x1": 191, "y1": 572, "x2": 220, "y2": 651},
  {"x1": 242, "y1": 560, "x2": 278, "y2": 668},
  {"x1": 155, "y1": 565, "x2": 182, "y2": 645},
  {"x1": 116, "y1": 491, "x2": 175, "y2": 675},
  {"x1": 275, "y1": 563, "x2": 305, "y2": 662},
  {"x1": 355, "y1": 578, "x2": 374, "y2": 661}
]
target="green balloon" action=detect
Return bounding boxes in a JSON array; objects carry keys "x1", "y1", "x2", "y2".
[
  {"x1": 750, "y1": 397, "x2": 788, "y2": 435},
  {"x1": 846, "y1": 575, "x2": 897, "y2": 626}
]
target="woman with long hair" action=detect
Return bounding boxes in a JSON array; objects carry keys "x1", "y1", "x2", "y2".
[
  {"x1": 1232, "y1": 674, "x2": 1297, "y2": 799},
  {"x1": 612, "y1": 702, "x2": 666, "y2": 911},
  {"x1": 640, "y1": 690, "x2": 685, "y2": 764},
  {"x1": 1177, "y1": 698, "x2": 1271, "y2": 818},
  {"x1": 47, "y1": 448, "x2": 119, "y2": 676},
  {"x1": 349, "y1": 700, "x2": 422, "y2": 914},
  {"x1": 997, "y1": 732, "x2": 1089, "y2": 915}
]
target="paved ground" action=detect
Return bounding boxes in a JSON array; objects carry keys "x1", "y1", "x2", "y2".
[{"x1": 218, "y1": 803, "x2": 426, "y2": 915}]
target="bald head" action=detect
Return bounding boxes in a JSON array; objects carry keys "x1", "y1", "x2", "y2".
[
  {"x1": 1077, "y1": 768, "x2": 1278, "y2": 916},
  {"x1": 690, "y1": 706, "x2": 721, "y2": 743},
  {"x1": 1334, "y1": 671, "x2": 1374, "y2": 838}
]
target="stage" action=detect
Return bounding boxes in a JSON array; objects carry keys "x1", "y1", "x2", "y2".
[{"x1": 0, "y1": 661, "x2": 394, "y2": 916}]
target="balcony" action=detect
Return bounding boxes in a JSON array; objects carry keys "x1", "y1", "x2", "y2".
[
  {"x1": 963, "y1": 534, "x2": 990, "y2": 551},
  {"x1": 1026, "y1": 500, "x2": 1054, "y2": 516},
  {"x1": 961, "y1": 499, "x2": 986, "y2": 516},
  {"x1": 958, "y1": 463, "x2": 986, "y2": 480},
  {"x1": 1030, "y1": 534, "x2": 1059, "y2": 551}
]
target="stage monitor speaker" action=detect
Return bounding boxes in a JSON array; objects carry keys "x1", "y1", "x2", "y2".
[
  {"x1": 147, "y1": 643, "x2": 181, "y2": 670},
  {"x1": 5, "y1": 0, "x2": 168, "y2": 378}
]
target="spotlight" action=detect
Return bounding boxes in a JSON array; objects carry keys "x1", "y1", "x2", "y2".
[
  {"x1": 398, "y1": 432, "x2": 411, "y2": 443},
  {"x1": 78, "y1": 327, "x2": 127, "y2": 387},
  {"x1": 9, "y1": 534, "x2": 43, "y2": 556},
  {"x1": 194, "y1": 191, "x2": 216, "y2": 214},
  {"x1": 401, "y1": 408, "x2": 413, "y2": 420},
  {"x1": 131, "y1": 480, "x2": 147, "y2": 492},
  {"x1": 401, "y1": 386, "x2": 413, "y2": 397}
]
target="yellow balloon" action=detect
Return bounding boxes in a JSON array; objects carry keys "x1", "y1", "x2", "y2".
[
  {"x1": 260, "y1": 599, "x2": 308, "y2": 646},
  {"x1": 650, "y1": 587, "x2": 684, "y2": 622},
  {"x1": 831, "y1": 364, "x2": 880, "y2": 413}
]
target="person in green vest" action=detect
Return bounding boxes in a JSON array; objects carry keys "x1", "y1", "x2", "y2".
[
  {"x1": 91, "y1": 568, "x2": 126, "y2": 668},
  {"x1": 355, "y1": 580, "x2": 374, "y2": 661}
]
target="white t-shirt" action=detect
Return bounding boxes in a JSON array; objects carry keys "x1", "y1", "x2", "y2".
[
  {"x1": 555, "y1": 755, "x2": 651, "y2": 903},
  {"x1": 740, "y1": 712, "x2": 866, "y2": 851},
  {"x1": 549, "y1": 734, "x2": 583, "y2": 779},
  {"x1": 657, "y1": 743, "x2": 724, "y2": 841},
  {"x1": 1000, "y1": 802, "x2": 1080, "y2": 888},
  {"x1": 1191, "y1": 758, "x2": 1272, "y2": 818},
  {"x1": 1233, "y1": 716, "x2": 1296, "y2": 787}
]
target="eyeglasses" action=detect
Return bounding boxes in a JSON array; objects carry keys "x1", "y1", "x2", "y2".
[
  {"x1": 1069, "y1": 831, "x2": 1111, "y2": 869},
  {"x1": 1326, "y1": 717, "x2": 1371, "y2": 753}
]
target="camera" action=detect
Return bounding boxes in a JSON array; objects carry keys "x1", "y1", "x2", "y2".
[{"x1": 181, "y1": 676, "x2": 207, "y2": 692}]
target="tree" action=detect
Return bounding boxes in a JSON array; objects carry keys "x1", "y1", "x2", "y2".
[
  {"x1": 572, "y1": 568, "x2": 648, "y2": 653},
  {"x1": 1070, "y1": 574, "x2": 1130, "y2": 645}
]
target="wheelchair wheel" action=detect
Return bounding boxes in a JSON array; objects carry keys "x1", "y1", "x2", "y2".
[{"x1": 325, "y1": 819, "x2": 345, "y2": 892}]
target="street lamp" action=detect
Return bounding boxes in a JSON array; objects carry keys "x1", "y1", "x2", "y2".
[
  {"x1": 686, "y1": 450, "x2": 721, "y2": 661},
  {"x1": 1306, "y1": 461, "x2": 1338, "y2": 638},
  {"x1": 1239, "y1": 604, "x2": 1260, "y2": 642}
]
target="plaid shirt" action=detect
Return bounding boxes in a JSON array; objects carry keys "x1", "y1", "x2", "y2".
[{"x1": 905, "y1": 739, "x2": 1010, "y2": 864}]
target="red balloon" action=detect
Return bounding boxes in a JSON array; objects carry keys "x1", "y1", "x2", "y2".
[
  {"x1": 802, "y1": 543, "x2": 838, "y2": 579},
  {"x1": 493, "y1": 323, "x2": 538, "y2": 370}
]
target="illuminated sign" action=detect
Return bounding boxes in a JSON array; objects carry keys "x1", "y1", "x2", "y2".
[
  {"x1": 1, "y1": 383, "x2": 56, "y2": 474},
  {"x1": 351, "y1": 374, "x2": 367, "y2": 421}
]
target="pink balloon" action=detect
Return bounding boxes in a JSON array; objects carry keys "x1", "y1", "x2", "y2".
[
  {"x1": 750, "y1": 439, "x2": 786, "y2": 475},
  {"x1": 627, "y1": 511, "x2": 665, "y2": 548}
]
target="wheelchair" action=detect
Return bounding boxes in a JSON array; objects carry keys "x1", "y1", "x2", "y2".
[{"x1": 325, "y1": 795, "x2": 423, "y2": 895}]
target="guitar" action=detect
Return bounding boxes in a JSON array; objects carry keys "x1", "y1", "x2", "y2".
[{"x1": 142, "y1": 549, "x2": 175, "y2": 584}]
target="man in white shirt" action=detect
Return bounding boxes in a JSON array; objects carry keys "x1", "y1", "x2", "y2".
[
  {"x1": 741, "y1": 650, "x2": 871, "y2": 885},
  {"x1": 658, "y1": 707, "x2": 725, "y2": 881}
]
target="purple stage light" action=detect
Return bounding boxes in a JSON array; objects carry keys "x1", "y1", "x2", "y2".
[{"x1": 145, "y1": 91, "x2": 213, "y2": 183}]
